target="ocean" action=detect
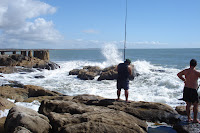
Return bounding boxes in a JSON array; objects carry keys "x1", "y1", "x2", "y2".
[{"x1": 1, "y1": 45, "x2": 200, "y2": 117}]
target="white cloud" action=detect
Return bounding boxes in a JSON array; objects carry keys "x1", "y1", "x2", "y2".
[
  {"x1": 131, "y1": 41, "x2": 167, "y2": 45},
  {"x1": 82, "y1": 29, "x2": 99, "y2": 34},
  {"x1": 0, "y1": 0, "x2": 62, "y2": 48}
]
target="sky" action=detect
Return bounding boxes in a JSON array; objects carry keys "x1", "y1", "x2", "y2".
[{"x1": 0, "y1": 0, "x2": 200, "y2": 49}]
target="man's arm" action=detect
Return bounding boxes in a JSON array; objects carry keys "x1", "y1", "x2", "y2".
[
  {"x1": 177, "y1": 70, "x2": 186, "y2": 82},
  {"x1": 128, "y1": 65, "x2": 132, "y2": 76}
]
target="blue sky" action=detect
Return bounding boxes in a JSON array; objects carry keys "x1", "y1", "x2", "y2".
[{"x1": 0, "y1": 0, "x2": 200, "y2": 49}]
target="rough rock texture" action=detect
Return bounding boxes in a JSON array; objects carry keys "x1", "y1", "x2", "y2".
[
  {"x1": 69, "y1": 65, "x2": 138, "y2": 81},
  {"x1": 4, "y1": 106, "x2": 52, "y2": 133},
  {"x1": 39, "y1": 100, "x2": 148, "y2": 133},
  {"x1": 13, "y1": 126, "x2": 32, "y2": 133},
  {"x1": 24, "y1": 85, "x2": 64, "y2": 97},
  {"x1": 0, "y1": 97, "x2": 15, "y2": 111},
  {"x1": 69, "y1": 69, "x2": 80, "y2": 75},
  {"x1": 70, "y1": 95, "x2": 180, "y2": 125},
  {"x1": 0, "y1": 86, "x2": 28, "y2": 102},
  {"x1": 173, "y1": 115, "x2": 200, "y2": 133},
  {"x1": 0, "y1": 54, "x2": 59, "y2": 73},
  {"x1": 0, "y1": 117, "x2": 6, "y2": 133},
  {"x1": 97, "y1": 66, "x2": 118, "y2": 81}
]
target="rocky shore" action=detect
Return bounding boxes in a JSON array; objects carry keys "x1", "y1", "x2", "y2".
[
  {"x1": 0, "y1": 82, "x2": 199, "y2": 133},
  {"x1": 0, "y1": 54, "x2": 200, "y2": 133}
]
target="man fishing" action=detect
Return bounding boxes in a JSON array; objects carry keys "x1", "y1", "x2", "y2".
[
  {"x1": 116, "y1": 59, "x2": 132, "y2": 102},
  {"x1": 177, "y1": 59, "x2": 200, "y2": 123}
]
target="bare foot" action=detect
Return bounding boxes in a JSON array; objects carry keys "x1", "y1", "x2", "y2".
[
  {"x1": 192, "y1": 119, "x2": 200, "y2": 124},
  {"x1": 116, "y1": 98, "x2": 121, "y2": 101},
  {"x1": 187, "y1": 118, "x2": 193, "y2": 122},
  {"x1": 125, "y1": 100, "x2": 131, "y2": 103}
]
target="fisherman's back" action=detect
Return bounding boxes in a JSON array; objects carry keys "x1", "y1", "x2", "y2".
[{"x1": 117, "y1": 63, "x2": 129, "y2": 81}]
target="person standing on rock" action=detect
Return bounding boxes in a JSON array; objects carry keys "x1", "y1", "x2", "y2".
[
  {"x1": 177, "y1": 59, "x2": 200, "y2": 123},
  {"x1": 116, "y1": 59, "x2": 132, "y2": 102}
]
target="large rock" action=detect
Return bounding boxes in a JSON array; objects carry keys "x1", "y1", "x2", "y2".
[
  {"x1": 70, "y1": 95, "x2": 180, "y2": 125},
  {"x1": 0, "y1": 117, "x2": 6, "y2": 133},
  {"x1": 69, "y1": 66, "x2": 102, "y2": 80},
  {"x1": 0, "y1": 86, "x2": 28, "y2": 102},
  {"x1": 4, "y1": 106, "x2": 52, "y2": 133},
  {"x1": 24, "y1": 85, "x2": 64, "y2": 97},
  {"x1": 69, "y1": 69, "x2": 80, "y2": 75},
  {"x1": 0, "y1": 97, "x2": 15, "y2": 111},
  {"x1": 39, "y1": 100, "x2": 147, "y2": 133},
  {"x1": 98, "y1": 66, "x2": 118, "y2": 81},
  {"x1": 98, "y1": 65, "x2": 137, "y2": 81},
  {"x1": 0, "y1": 55, "x2": 17, "y2": 66},
  {"x1": 0, "y1": 54, "x2": 60, "y2": 72},
  {"x1": 77, "y1": 69, "x2": 98, "y2": 80}
]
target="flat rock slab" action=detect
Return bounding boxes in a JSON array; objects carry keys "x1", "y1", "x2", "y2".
[{"x1": 173, "y1": 115, "x2": 200, "y2": 133}]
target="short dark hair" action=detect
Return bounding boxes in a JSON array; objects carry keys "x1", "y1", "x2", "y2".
[
  {"x1": 190, "y1": 59, "x2": 197, "y2": 67},
  {"x1": 125, "y1": 59, "x2": 131, "y2": 64}
]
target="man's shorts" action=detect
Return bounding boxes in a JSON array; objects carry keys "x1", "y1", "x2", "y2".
[
  {"x1": 183, "y1": 87, "x2": 199, "y2": 103},
  {"x1": 117, "y1": 80, "x2": 129, "y2": 90}
]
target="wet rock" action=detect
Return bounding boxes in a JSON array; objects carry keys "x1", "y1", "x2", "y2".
[
  {"x1": 98, "y1": 68, "x2": 118, "y2": 81},
  {"x1": 83, "y1": 66, "x2": 102, "y2": 75},
  {"x1": 77, "y1": 69, "x2": 98, "y2": 80},
  {"x1": 173, "y1": 115, "x2": 200, "y2": 133},
  {"x1": 69, "y1": 69, "x2": 80, "y2": 75},
  {"x1": 4, "y1": 106, "x2": 52, "y2": 133},
  {"x1": 34, "y1": 75, "x2": 45, "y2": 79},
  {"x1": 3, "y1": 80, "x2": 24, "y2": 88},
  {"x1": 98, "y1": 65, "x2": 137, "y2": 81}
]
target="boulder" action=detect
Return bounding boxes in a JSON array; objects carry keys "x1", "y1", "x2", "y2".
[
  {"x1": 0, "y1": 56, "x2": 17, "y2": 66},
  {"x1": 0, "y1": 86, "x2": 28, "y2": 102},
  {"x1": 4, "y1": 106, "x2": 52, "y2": 133},
  {"x1": 98, "y1": 65, "x2": 137, "y2": 81},
  {"x1": 69, "y1": 69, "x2": 80, "y2": 75},
  {"x1": 24, "y1": 85, "x2": 62, "y2": 97},
  {"x1": 39, "y1": 100, "x2": 147, "y2": 133},
  {"x1": 13, "y1": 126, "x2": 32, "y2": 133},
  {"x1": 98, "y1": 68, "x2": 118, "y2": 81},
  {"x1": 0, "y1": 117, "x2": 6, "y2": 133},
  {"x1": 34, "y1": 75, "x2": 45, "y2": 79},
  {"x1": 83, "y1": 66, "x2": 102, "y2": 75},
  {"x1": 0, "y1": 97, "x2": 15, "y2": 111},
  {"x1": 77, "y1": 69, "x2": 98, "y2": 80}
]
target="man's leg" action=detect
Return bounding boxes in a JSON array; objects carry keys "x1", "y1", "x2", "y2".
[
  {"x1": 193, "y1": 102, "x2": 200, "y2": 123},
  {"x1": 125, "y1": 90, "x2": 129, "y2": 102},
  {"x1": 186, "y1": 102, "x2": 192, "y2": 122},
  {"x1": 117, "y1": 89, "x2": 121, "y2": 101}
]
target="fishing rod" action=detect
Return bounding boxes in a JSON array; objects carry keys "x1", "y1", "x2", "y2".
[{"x1": 123, "y1": 0, "x2": 128, "y2": 61}]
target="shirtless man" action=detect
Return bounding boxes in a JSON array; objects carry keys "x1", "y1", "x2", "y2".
[
  {"x1": 116, "y1": 59, "x2": 132, "y2": 102},
  {"x1": 177, "y1": 59, "x2": 200, "y2": 123}
]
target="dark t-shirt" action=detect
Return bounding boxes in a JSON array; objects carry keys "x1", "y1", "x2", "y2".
[{"x1": 117, "y1": 63, "x2": 129, "y2": 81}]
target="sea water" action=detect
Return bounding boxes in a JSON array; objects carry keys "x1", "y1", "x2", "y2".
[{"x1": 1, "y1": 44, "x2": 200, "y2": 118}]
